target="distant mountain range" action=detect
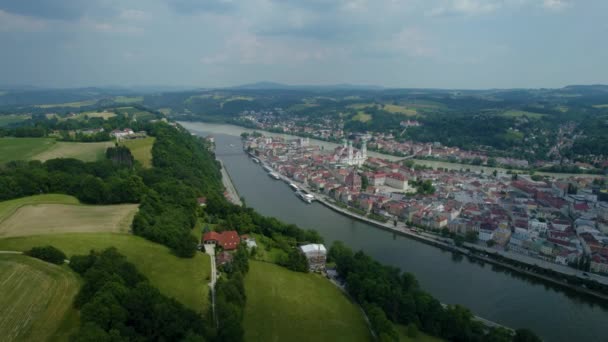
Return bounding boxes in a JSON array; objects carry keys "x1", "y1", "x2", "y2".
[{"x1": 228, "y1": 81, "x2": 385, "y2": 91}]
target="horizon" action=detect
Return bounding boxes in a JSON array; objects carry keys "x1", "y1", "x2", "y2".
[{"x1": 1, "y1": 0, "x2": 607, "y2": 89}]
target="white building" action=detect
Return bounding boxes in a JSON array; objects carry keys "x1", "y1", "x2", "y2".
[
  {"x1": 299, "y1": 244, "x2": 327, "y2": 271},
  {"x1": 333, "y1": 140, "x2": 367, "y2": 166},
  {"x1": 385, "y1": 173, "x2": 409, "y2": 191}
]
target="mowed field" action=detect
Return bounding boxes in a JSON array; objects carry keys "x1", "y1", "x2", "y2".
[
  {"x1": 122, "y1": 137, "x2": 155, "y2": 168},
  {"x1": 0, "y1": 254, "x2": 80, "y2": 342},
  {"x1": 32, "y1": 141, "x2": 113, "y2": 162},
  {"x1": 0, "y1": 195, "x2": 79, "y2": 223},
  {"x1": 0, "y1": 203, "x2": 138, "y2": 238},
  {"x1": 0, "y1": 114, "x2": 30, "y2": 127},
  {"x1": 243, "y1": 261, "x2": 371, "y2": 342},
  {"x1": 0, "y1": 233, "x2": 211, "y2": 313},
  {"x1": 0, "y1": 137, "x2": 56, "y2": 164}
]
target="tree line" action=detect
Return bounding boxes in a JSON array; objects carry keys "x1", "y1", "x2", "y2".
[{"x1": 328, "y1": 241, "x2": 541, "y2": 342}]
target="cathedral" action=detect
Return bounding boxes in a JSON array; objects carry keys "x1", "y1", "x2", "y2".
[{"x1": 332, "y1": 139, "x2": 367, "y2": 166}]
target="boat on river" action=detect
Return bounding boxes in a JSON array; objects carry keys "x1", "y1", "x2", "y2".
[
  {"x1": 289, "y1": 183, "x2": 299, "y2": 191},
  {"x1": 269, "y1": 172, "x2": 280, "y2": 180},
  {"x1": 295, "y1": 191, "x2": 314, "y2": 204},
  {"x1": 263, "y1": 165, "x2": 273, "y2": 172}
]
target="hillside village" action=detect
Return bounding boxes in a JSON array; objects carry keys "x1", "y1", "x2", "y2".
[{"x1": 244, "y1": 134, "x2": 608, "y2": 275}]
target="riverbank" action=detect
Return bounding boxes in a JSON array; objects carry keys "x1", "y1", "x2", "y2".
[
  {"x1": 218, "y1": 159, "x2": 242, "y2": 206},
  {"x1": 249, "y1": 152, "x2": 608, "y2": 303},
  {"x1": 179, "y1": 121, "x2": 602, "y2": 179}
]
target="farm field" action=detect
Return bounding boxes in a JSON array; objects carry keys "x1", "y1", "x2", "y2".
[
  {"x1": 0, "y1": 114, "x2": 30, "y2": 127},
  {"x1": 122, "y1": 137, "x2": 155, "y2": 168},
  {"x1": 68, "y1": 111, "x2": 116, "y2": 120},
  {"x1": 243, "y1": 261, "x2": 371, "y2": 342},
  {"x1": 0, "y1": 137, "x2": 56, "y2": 164},
  {"x1": 0, "y1": 203, "x2": 138, "y2": 238},
  {"x1": 383, "y1": 104, "x2": 418, "y2": 116},
  {"x1": 32, "y1": 141, "x2": 113, "y2": 162},
  {"x1": 0, "y1": 254, "x2": 80, "y2": 342},
  {"x1": 0, "y1": 233, "x2": 211, "y2": 313},
  {"x1": 0, "y1": 195, "x2": 80, "y2": 223},
  {"x1": 36, "y1": 100, "x2": 98, "y2": 108}
]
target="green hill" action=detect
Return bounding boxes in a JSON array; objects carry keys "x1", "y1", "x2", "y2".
[
  {"x1": 0, "y1": 254, "x2": 80, "y2": 341},
  {"x1": 243, "y1": 261, "x2": 371, "y2": 342}
]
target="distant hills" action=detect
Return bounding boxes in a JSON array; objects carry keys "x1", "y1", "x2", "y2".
[{"x1": 229, "y1": 81, "x2": 385, "y2": 91}]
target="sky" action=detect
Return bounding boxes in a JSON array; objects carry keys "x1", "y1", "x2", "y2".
[{"x1": 0, "y1": 0, "x2": 606, "y2": 89}]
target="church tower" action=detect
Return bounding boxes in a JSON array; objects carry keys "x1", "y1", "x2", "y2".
[
  {"x1": 348, "y1": 141, "x2": 353, "y2": 163},
  {"x1": 361, "y1": 139, "x2": 367, "y2": 159}
]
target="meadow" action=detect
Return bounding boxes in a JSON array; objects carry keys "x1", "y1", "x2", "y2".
[
  {"x1": 0, "y1": 114, "x2": 30, "y2": 127},
  {"x1": 501, "y1": 110, "x2": 546, "y2": 119},
  {"x1": 0, "y1": 137, "x2": 56, "y2": 164},
  {"x1": 122, "y1": 137, "x2": 155, "y2": 168},
  {"x1": 243, "y1": 261, "x2": 371, "y2": 342},
  {"x1": 36, "y1": 100, "x2": 98, "y2": 108},
  {"x1": 0, "y1": 233, "x2": 211, "y2": 313},
  {"x1": 0, "y1": 254, "x2": 80, "y2": 342},
  {"x1": 0, "y1": 203, "x2": 138, "y2": 238},
  {"x1": 32, "y1": 141, "x2": 113, "y2": 162}
]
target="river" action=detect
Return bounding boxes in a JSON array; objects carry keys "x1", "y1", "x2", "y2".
[{"x1": 183, "y1": 121, "x2": 608, "y2": 342}]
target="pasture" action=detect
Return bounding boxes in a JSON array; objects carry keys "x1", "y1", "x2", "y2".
[
  {"x1": 0, "y1": 233, "x2": 211, "y2": 313},
  {"x1": 243, "y1": 261, "x2": 371, "y2": 342},
  {"x1": 122, "y1": 137, "x2": 155, "y2": 168},
  {"x1": 68, "y1": 111, "x2": 116, "y2": 120},
  {"x1": 0, "y1": 137, "x2": 56, "y2": 164},
  {"x1": 397, "y1": 324, "x2": 443, "y2": 342},
  {"x1": 383, "y1": 104, "x2": 418, "y2": 116},
  {"x1": 0, "y1": 195, "x2": 80, "y2": 223},
  {"x1": 0, "y1": 254, "x2": 80, "y2": 342},
  {"x1": 32, "y1": 141, "x2": 113, "y2": 162},
  {"x1": 0, "y1": 203, "x2": 138, "y2": 238}
]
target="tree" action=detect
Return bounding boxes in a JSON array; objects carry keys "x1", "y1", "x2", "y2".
[
  {"x1": 25, "y1": 245, "x2": 66, "y2": 264},
  {"x1": 284, "y1": 248, "x2": 309, "y2": 272},
  {"x1": 513, "y1": 328, "x2": 542, "y2": 342},
  {"x1": 465, "y1": 231, "x2": 478, "y2": 243},
  {"x1": 361, "y1": 174, "x2": 369, "y2": 191}
]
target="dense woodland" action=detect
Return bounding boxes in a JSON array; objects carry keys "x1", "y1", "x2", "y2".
[
  {"x1": 329, "y1": 241, "x2": 541, "y2": 342},
  {"x1": 69, "y1": 248, "x2": 210, "y2": 341}
]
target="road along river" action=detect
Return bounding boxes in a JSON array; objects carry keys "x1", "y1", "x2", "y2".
[{"x1": 183, "y1": 121, "x2": 608, "y2": 342}]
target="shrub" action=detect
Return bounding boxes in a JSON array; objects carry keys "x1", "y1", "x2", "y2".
[{"x1": 25, "y1": 245, "x2": 66, "y2": 264}]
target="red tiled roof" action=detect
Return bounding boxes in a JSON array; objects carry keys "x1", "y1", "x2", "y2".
[{"x1": 203, "y1": 230, "x2": 240, "y2": 250}]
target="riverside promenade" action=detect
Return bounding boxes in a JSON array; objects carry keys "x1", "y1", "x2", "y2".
[{"x1": 218, "y1": 159, "x2": 242, "y2": 206}]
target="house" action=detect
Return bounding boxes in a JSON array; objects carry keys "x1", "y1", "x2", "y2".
[
  {"x1": 385, "y1": 173, "x2": 409, "y2": 191},
  {"x1": 197, "y1": 197, "x2": 207, "y2": 207},
  {"x1": 299, "y1": 244, "x2": 327, "y2": 271},
  {"x1": 202, "y1": 231, "x2": 241, "y2": 251},
  {"x1": 216, "y1": 251, "x2": 234, "y2": 267},
  {"x1": 479, "y1": 223, "x2": 497, "y2": 242},
  {"x1": 241, "y1": 235, "x2": 258, "y2": 249},
  {"x1": 110, "y1": 128, "x2": 134, "y2": 139},
  {"x1": 345, "y1": 171, "x2": 361, "y2": 190}
]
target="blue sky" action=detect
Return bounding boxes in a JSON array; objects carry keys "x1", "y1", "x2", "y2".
[{"x1": 0, "y1": 0, "x2": 606, "y2": 88}]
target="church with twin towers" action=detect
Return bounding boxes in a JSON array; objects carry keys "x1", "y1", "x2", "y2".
[{"x1": 332, "y1": 138, "x2": 367, "y2": 167}]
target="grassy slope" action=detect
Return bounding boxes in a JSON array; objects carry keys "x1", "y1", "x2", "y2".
[
  {"x1": 122, "y1": 137, "x2": 155, "y2": 168},
  {"x1": 0, "y1": 114, "x2": 30, "y2": 127},
  {"x1": 0, "y1": 203, "x2": 138, "y2": 238},
  {"x1": 0, "y1": 233, "x2": 210, "y2": 313},
  {"x1": 32, "y1": 141, "x2": 113, "y2": 162},
  {"x1": 0, "y1": 137, "x2": 56, "y2": 164},
  {"x1": 0, "y1": 194, "x2": 80, "y2": 222},
  {"x1": 0, "y1": 254, "x2": 80, "y2": 342},
  {"x1": 243, "y1": 261, "x2": 371, "y2": 342},
  {"x1": 501, "y1": 110, "x2": 546, "y2": 119}
]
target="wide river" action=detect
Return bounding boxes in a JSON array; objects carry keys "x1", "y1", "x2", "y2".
[{"x1": 183, "y1": 122, "x2": 608, "y2": 342}]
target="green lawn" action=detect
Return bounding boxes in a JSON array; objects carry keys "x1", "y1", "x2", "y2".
[
  {"x1": 397, "y1": 324, "x2": 443, "y2": 342},
  {"x1": 0, "y1": 254, "x2": 81, "y2": 342},
  {"x1": 0, "y1": 233, "x2": 211, "y2": 313},
  {"x1": 0, "y1": 114, "x2": 30, "y2": 127},
  {"x1": 0, "y1": 194, "x2": 80, "y2": 223},
  {"x1": 122, "y1": 137, "x2": 155, "y2": 168},
  {"x1": 243, "y1": 261, "x2": 371, "y2": 342},
  {"x1": 383, "y1": 104, "x2": 418, "y2": 116},
  {"x1": 0, "y1": 137, "x2": 56, "y2": 164}
]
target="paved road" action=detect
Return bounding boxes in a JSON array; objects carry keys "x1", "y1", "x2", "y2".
[
  {"x1": 218, "y1": 159, "x2": 242, "y2": 206},
  {"x1": 204, "y1": 244, "x2": 218, "y2": 327}
]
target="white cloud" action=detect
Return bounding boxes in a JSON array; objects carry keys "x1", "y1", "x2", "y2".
[
  {"x1": 119, "y1": 9, "x2": 150, "y2": 21},
  {"x1": 0, "y1": 9, "x2": 48, "y2": 31},
  {"x1": 427, "y1": 0, "x2": 502, "y2": 16},
  {"x1": 542, "y1": 0, "x2": 569, "y2": 11},
  {"x1": 382, "y1": 27, "x2": 438, "y2": 57}
]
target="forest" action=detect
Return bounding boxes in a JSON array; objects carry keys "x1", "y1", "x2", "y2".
[{"x1": 328, "y1": 241, "x2": 541, "y2": 342}]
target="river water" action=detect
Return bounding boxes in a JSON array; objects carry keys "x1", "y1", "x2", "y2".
[{"x1": 183, "y1": 121, "x2": 608, "y2": 342}]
